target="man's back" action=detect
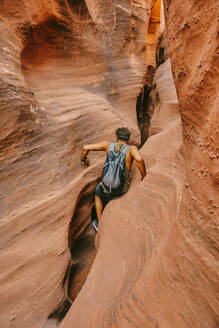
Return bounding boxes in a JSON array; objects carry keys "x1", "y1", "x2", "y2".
[
  {"x1": 81, "y1": 140, "x2": 146, "y2": 180},
  {"x1": 102, "y1": 141, "x2": 130, "y2": 194},
  {"x1": 104, "y1": 141, "x2": 145, "y2": 175},
  {"x1": 81, "y1": 127, "x2": 146, "y2": 230}
]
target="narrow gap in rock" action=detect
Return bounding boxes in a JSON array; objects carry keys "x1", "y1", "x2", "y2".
[
  {"x1": 47, "y1": 179, "x2": 99, "y2": 326},
  {"x1": 136, "y1": 0, "x2": 162, "y2": 146},
  {"x1": 65, "y1": 0, "x2": 92, "y2": 22},
  {"x1": 136, "y1": 85, "x2": 152, "y2": 146},
  {"x1": 48, "y1": 299, "x2": 72, "y2": 324}
]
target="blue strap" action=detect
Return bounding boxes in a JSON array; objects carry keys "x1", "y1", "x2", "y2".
[
  {"x1": 121, "y1": 145, "x2": 129, "y2": 154},
  {"x1": 109, "y1": 143, "x2": 129, "y2": 154},
  {"x1": 109, "y1": 142, "x2": 115, "y2": 152}
]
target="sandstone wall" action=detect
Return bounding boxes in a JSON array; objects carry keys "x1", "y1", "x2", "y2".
[
  {"x1": 61, "y1": 1, "x2": 219, "y2": 326},
  {"x1": 1, "y1": 0, "x2": 218, "y2": 327},
  {"x1": 60, "y1": 24, "x2": 186, "y2": 328},
  {"x1": 0, "y1": 1, "x2": 153, "y2": 327}
]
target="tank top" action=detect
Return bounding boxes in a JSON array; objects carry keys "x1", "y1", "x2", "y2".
[{"x1": 101, "y1": 142, "x2": 131, "y2": 195}]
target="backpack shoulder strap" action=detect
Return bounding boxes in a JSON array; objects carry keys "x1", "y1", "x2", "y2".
[
  {"x1": 121, "y1": 145, "x2": 129, "y2": 154},
  {"x1": 108, "y1": 142, "x2": 115, "y2": 153}
]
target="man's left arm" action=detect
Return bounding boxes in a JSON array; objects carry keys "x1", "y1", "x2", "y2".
[{"x1": 131, "y1": 146, "x2": 147, "y2": 180}]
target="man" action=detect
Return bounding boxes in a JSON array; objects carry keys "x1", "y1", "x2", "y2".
[{"x1": 81, "y1": 127, "x2": 146, "y2": 231}]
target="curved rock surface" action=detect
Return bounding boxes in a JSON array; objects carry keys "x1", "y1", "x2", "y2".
[
  {"x1": 0, "y1": 0, "x2": 218, "y2": 328},
  {"x1": 61, "y1": 1, "x2": 219, "y2": 327},
  {"x1": 0, "y1": 1, "x2": 153, "y2": 327},
  {"x1": 60, "y1": 31, "x2": 186, "y2": 328}
]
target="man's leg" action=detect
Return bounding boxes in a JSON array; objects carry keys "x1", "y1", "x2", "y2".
[{"x1": 95, "y1": 194, "x2": 104, "y2": 221}]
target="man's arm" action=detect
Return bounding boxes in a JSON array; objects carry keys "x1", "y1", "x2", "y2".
[
  {"x1": 130, "y1": 146, "x2": 146, "y2": 180},
  {"x1": 81, "y1": 141, "x2": 109, "y2": 166}
]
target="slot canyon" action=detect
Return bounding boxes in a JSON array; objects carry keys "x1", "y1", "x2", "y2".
[{"x1": 0, "y1": 0, "x2": 218, "y2": 327}]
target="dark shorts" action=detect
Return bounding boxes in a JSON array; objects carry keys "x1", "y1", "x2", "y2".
[{"x1": 95, "y1": 183, "x2": 121, "y2": 207}]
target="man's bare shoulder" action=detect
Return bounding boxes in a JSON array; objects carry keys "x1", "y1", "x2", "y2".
[
  {"x1": 129, "y1": 145, "x2": 138, "y2": 150},
  {"x1": 129, "y1": 145, "x2": 143, "y2": 161},
  {"x1": 129, "y1": 145, "x2": 139, "y2": 153}
]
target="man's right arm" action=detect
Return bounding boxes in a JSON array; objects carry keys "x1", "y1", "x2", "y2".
[
  {"x1": 81, "y1": 141, "x2": 109, "y2": 166},
  {"x1": 131, "y1": 146, "x2": 146, "y2": 180}
]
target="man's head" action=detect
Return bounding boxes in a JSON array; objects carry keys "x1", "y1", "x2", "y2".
[{"x1": 115, "y1": 127, "x2": 131, "y2": 142}]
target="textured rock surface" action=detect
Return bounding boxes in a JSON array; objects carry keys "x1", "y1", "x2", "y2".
[
  {"x1": 136, "y1": 0, "x2": 162, "y2": 144},
  {"x1": 60, "y1": 29, "x2": 185, "y2": 328},
  {"x1": 1, "y1": 0, "x2": 218, "y2": 328},
  {"x1": 60, "y1": 1, "x2": 219, "y2": 327},
  {"x1": 0, "y1": 1, "x2": 151, "y2": 327}
]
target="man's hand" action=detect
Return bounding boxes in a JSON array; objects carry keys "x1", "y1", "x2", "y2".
[
  {"x1": 81, "y1": 157, "x2": 90, "y2": 167},
  {"x1": 80, "y1": 141, "x2": 109, "y2": 168}
]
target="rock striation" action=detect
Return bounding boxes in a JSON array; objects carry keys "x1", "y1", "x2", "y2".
[
  {"x1": 0, "y1": 0, "x2": 218, "y2": 327},
  {"x1": 0, "y1": 1, "x2": 154, "y2": 327},
  {"x1": 60, "y1": 14, "x2": 186, "y2": 327},
  {"x1": 61, "y1": 1, "x2": 219, "y2": 327}
]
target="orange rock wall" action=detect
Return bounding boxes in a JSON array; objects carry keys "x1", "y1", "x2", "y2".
[
  {"x1": 0, "y1": 1, "x2": 153, "y2": 327},
  {"x1": 145, "y1": 0, "x2": 162, "y2": 86},
  {"x1": 60, "y1": 0, "x2": 219, "y2": 327},
  {"x1": 60, "y1": 26, "x2": 186, "y2": 327},
  {"x1": 0, "y1": 0, "x2": 218, "y2": 327},
  {"x1": 164, "y1": 0, "x2": 219, "y2": 324}
]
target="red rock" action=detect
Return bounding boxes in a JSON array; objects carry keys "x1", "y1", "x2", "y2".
[
  {"x1": 1, "y1": 0, "x2": 218, "y2": 327},
  {"x1": 61, "y1": 1, "x2": 218, "y2": 327},
  {"x1": 0, "y1": 0, "x2": 148, "y2": 327}
]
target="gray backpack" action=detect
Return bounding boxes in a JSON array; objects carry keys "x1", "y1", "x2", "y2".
[{"x1": 102, "y1": 143, "x2": 129, "y2": 192}]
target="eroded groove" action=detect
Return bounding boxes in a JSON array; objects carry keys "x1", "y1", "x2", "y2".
[
  {"x1": 136, "y1": 0, "x2": 161, "y2": 145},
  {"x1": 48, "y1": 299, "x2": 72, "y2": 323},
  {"x1": 67, "y1": 179, "x2": 99, "y2": 300},
  {"x1": 136, "y1": 85, "x2": 152, "y2": 146},
  {"x1": 65, "y1": 0, "x2": 92, "y2": 22},
  {"x1": 47, "y1": 179, "x2": 99, "y2": 325}
]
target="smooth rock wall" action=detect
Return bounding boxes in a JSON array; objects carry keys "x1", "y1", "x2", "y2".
[
  {"x1": 1, "y1": 0, "x2": 218, "y2": 327},
  {"x1": 60, "y1": 29, "x2": 186, "y2": 328},
  {"x1": 0, "y1": 1, "x2": 152, "y2": 327},
  {"x1": 61, "y1": 1, "x2": 219, "y2": 326}
]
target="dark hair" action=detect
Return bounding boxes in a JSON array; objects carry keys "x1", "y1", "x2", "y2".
[{"x1": 115, "y1": 127, "x2": 131, "y2": 141}]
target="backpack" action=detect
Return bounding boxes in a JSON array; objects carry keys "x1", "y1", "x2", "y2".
[{"x1": 102, "y1": 142, "x2": 129, "y2": 192}]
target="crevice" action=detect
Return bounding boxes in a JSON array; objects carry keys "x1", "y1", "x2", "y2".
[
  {"x1": 136, "y1": 0, "x2": 161, "y2": 146},
  {"x1": 136, "y1": 85, "x2": 152, "y2": 146},
  {"x1": 47, "y1": 178, "x2": 99, "y2": 325},
  {"x1": 64, "y1": 0, "x2": 92, "y2": 23},
  {"x1": 156, "y1": 46, "x2": 165, "y2": 66},
  {"x1": 48, "y1": 299, "x2": 72, "y2": 323},
  {"x1": 67, "y1": 179, "x2": 99, "y2": 302}
]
